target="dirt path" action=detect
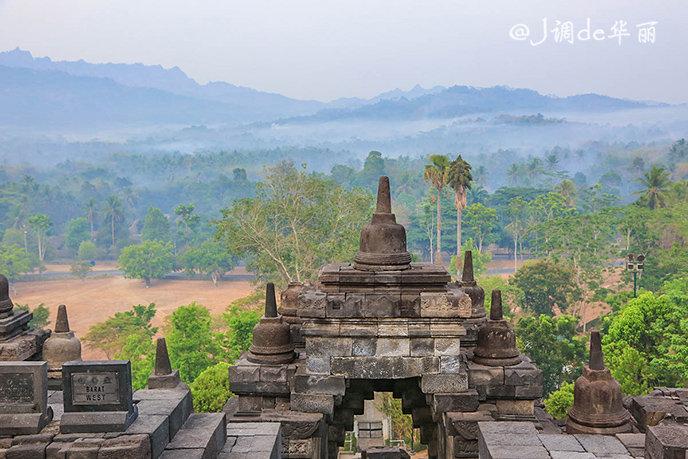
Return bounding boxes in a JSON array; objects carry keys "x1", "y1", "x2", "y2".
[{"x1": 12, "y1": 275, "x2": 255, "y2": 358}]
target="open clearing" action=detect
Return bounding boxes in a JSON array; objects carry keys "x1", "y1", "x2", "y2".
[{"x1": 12, "y1": 271, "x2": 255, "y2": 358}]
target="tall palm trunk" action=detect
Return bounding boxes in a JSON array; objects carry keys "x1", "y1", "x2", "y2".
[
  {"x1": 111, "y1": 216, "x2": 116, "y2": 249},
  {"x1": 455, "y1": 193, "x2": 463, "y2": 260},
  {"x1": 436, "y1": 189, "x2": 442, "y2": 263}
]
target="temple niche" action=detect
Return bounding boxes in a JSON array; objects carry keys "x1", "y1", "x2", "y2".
[{"x1": 226, "y1": 176, "x2": 543, "y2": 458}]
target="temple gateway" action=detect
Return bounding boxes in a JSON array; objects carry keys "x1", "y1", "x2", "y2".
[{"x1": 0, "y1": 176, "x2": 686, "y2": 458}]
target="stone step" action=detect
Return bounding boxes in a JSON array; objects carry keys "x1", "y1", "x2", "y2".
[
  {"x1": 220, "y1": 422, "x2": 281, "y2": 459},
  {"x1": 162, "y1": 413, "x2": 226, "y2": 459}
]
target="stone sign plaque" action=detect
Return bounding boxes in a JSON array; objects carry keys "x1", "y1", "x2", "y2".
[
  {"x1": 0, "y1": 361, "x2": 52, "y2": 435},
  {"x1": 60, "y1": 360, "x2": 137, "y2": 433},
  {"x1": 0, "y1": 372, "x2": 34, "y2": 404},
  {"x1": 71, "y1": 372, "x2": 120, "y2": 405}
]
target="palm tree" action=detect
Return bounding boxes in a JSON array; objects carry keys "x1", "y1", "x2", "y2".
[
  {"x1": 447, "y1": 155, "x2": 473, "y2": 261},
  {"x1": 103, "y1": 196, "x2": 124, "y2": 250},
  {"x1": 423, "y1": 155, "x2": 450, "y2": 263},
  {"x1": 637, "y1": 165, "x2": 671, "y2": 209},
  {"x1": 507, "y1": 163, "x2": 521, "y2": 186},
  {"x1": 86, "y1": 199, "x2": 97, "y2": 241},
  {"x1": 555, "y1": 179, "x2": 577, "y2": 208}
]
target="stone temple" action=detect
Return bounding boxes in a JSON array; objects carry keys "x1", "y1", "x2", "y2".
[{"x1": 0, "y1": 176, "x2": 687, "y2": 458}]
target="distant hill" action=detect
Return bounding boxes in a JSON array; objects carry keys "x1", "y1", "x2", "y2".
[
  {"x1": 0, "y1": 48, "x2": 662, "y2": 131},
  {"x1": 0, "y1": 65, "x2": 245, "y2": 129},
  {"x1": 0, "y1": 48, "x2": 324, "y2": 124},
  {"x1": 281, "y1": 85, "x2": 653, "y2": 124}
]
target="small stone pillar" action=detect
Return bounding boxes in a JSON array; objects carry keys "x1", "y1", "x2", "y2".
[
  {"x1": 472, "y1": 290, "x2": 521, "y2": 366},
  {"x1": 148, "y1": 337, "x2": 187, "y2": 389},
  {"x1": 566, "y1": 331, "x2": 632, "y2": 434},
  {"x1": 43, "y1": 304, "x2": 82, "y2": 389},
  {"x1": 353, "y1": 176, "x2": 412, "y2": 271},
  {"x1": 247, "y1": 283, "x2": 295, "y2": 364}
]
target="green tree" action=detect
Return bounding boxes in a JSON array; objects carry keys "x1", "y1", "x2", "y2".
[
  {"x1": 167, "y1": 303, "x2": 219, "y2": 383},
  {"x1": 543, "y1": 382, "x2": 574, "y2": 420},
  {"x1": 84, "y1": 304, "x2": 158, "y2": 360},
  {"x1": 360, "y1": 151, "x2": 386, "y2": 186},
  {"x1": 636, "y1": 165, "x2": 671, "y2": 209},
  {"x1": 142, "y1": 207, "x2": 171, "y2": 243},
  {"x1": 377, "y1": 393, "x2": 415, "y2": 447},
  {"x1": 190, "y1": 362, "x2": 232, "y2": 412},
  {"x1": 216, "y1": 162, "x2": 373, "y2": 284},
  {"x1": 602, "y1": 277, "x2": 688, "y2": 395},
  {"x1": 423, "y1": 154, "x2": 450, "y2": 262},
  {"x1": 28, "y1": 213, "x2": 51, "y2": 261},
  {"x1": 15, "y1": 303, "x2": 50, "y2": 328},
  {"x1": 463, "y1": 203, "x2": 497, "y2": 252},
  {"x1": 174, "y1": 203, "x2": 201, "y2": 248},
  {"x1": 0, "y1": 243, "x2": 32, "y2": 279},
  {"x1": 516, "y1": 314, "x2": 587, "y2": 395},
  {"x1": 180, "y1": 240, "x2": 234, "y2": 286},
  {"x1": 118, "y1": 241, "x2": 174, "y2": 287},
  {"x1": 505, "y1": 197, "x2": 530, "y2": 272},
  {"x1": 447, "y1": 154, "x2": 473, "y2": 260},
  {"x1": 221, "y1": 305, "x2": 261, "y2": 361},
  {"x1": 510, "y1": 259, "x2": 580, "y2": 315},
  {"x1": 65, "y1": 217, "x2": 91, "y2": 255},
  {"x1": 554, "y1": 179, "x2": 577, "y2": 208},
  {"x1": 103, "y1": 196, "x2": 124, "y2": 250},
  {"x1": 77, "y1": 240, "x2": 99, "y2": 261}
]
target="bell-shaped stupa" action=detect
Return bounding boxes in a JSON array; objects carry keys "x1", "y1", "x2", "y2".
[
  {"x1": 472, "y1": 290, "x2": 521, "y2": 366},
  {"x1": 247, "y1": 283, "x2": 295, "y2": 364},
  {"x1": 353, "y1": 176, "x2": 411, "y2": 271},
  {"x1": 566, "y1": 331, "x2": 632, "y2": 434}
]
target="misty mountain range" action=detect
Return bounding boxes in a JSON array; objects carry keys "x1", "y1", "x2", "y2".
[{"x1": 0, "y1": 48, "x2": 662, "y2": 131}]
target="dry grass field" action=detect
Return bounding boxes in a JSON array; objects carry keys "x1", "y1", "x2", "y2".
[{"x1": 12, "y1": 268, "x2": 255, "y2": 358}]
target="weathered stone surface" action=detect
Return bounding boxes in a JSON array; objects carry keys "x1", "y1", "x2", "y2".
[
  {"x1": 290, "y1": 393, "x2": 334, "y2": 417},
  {"x1": 645, "y1": 425, "x2": 688, "y2": 459},
  {"x1": 433, "y1": 338, "x2": 461, "y2": 356},
  {"x1": 537, "y1": 434, "x2": 584, "y2": 452},
  {"x1": 495, "y1": 399, "x2": 534, "y2": 416},
  {"x1": 165, "y1": 413, "x2": 226, "y2": 459},
  {"x1": 432, "y1": 390, "x2": 479, "y2": 415},
  {"x1": 124, "y1": 414, "x2": 169, "y2": 457},
  {"x1": 375, "y1": 338, "x2": 409, "y2": 356},
  {"x1": 439, "y1": 355, "x2": 462, "y2": 374},
  {"x1": 291, "y1": 374, "x2": 346, "y2": 396},
  {"x1": 421, "y1": 373, "x2": 468, "y2": 394},
  {"x1": 133, "y1": 389, "x2": 192, "y2": 441},
  {"x1": 409, "y1": 338, "x2": 433, "y2": 357},
  {"x1": 298, "y1": 291, "x2": 327, "y2": 318},
  {"x1": 352, "y1": 338, "x2": 377, "y2": 356},
  {"x1": 574, "y1": 434, "x2": 628, "y2": 455},
  {"x1": 98, "y1": 433, "x2": 151, "y2": 458},
  {"x1": 331, "y1": 356, "x2": 437, "y2": 379}
]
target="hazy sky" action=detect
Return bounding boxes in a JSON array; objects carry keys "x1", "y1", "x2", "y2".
[{"x1": 1, "y1": 0, "x2": 686, "y2": 102}]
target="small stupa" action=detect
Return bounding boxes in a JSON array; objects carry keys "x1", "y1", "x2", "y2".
[
  {"x1": 247, "y1": 283, "x2": 295, "y2": 364},
  {"x1": 566, "y1": 331, "x2": 632, "y2": 434},
  {"x1": 148, "y1": 337, "x2": 186, "y2": 389},
  {"x1": 472, "y1": 290, "x2": 521, "y2": 366},
  {"x1": 43, "y1": 304, "x2": 82, "y2": 388},
  {"x1": 353, "y1": 176, "x2": 412, "y2": 271}
]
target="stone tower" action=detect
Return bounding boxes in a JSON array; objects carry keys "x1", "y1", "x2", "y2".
[{"x1": 227, "y1": 177, "x2": 542, "y2": 458}]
